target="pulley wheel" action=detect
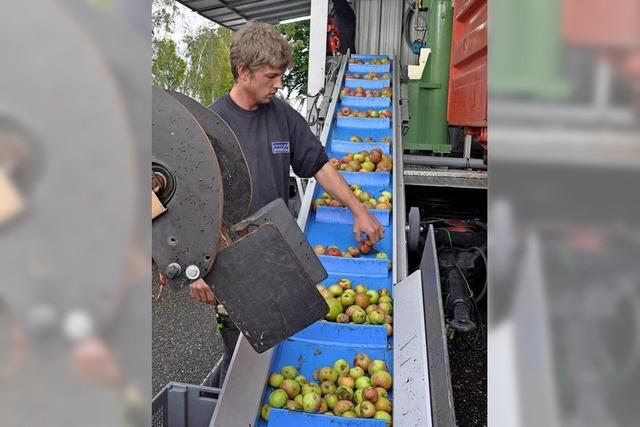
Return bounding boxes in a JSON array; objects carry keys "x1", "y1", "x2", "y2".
[
  {"x1": 167, "y1": 90, "x2": 252, "y2": 226},
  {"x1": 152, "y1": 87, "x2": 223, "y2": 287}
]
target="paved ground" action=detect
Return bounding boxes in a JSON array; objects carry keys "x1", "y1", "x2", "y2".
[
  {"x1": 448, "y1": 300, "x2": 487, "y2": 427},
  {"x1": 152, "y1": 264, "x2": 223, "y2": 396}
]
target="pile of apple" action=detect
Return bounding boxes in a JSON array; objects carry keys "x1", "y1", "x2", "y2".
[
  {"x1": 347, "y1": 135, "x2": 392, "y2": 143},
  {"x1": 349, "y1": 57, "x2": 390, "y2": 65},
  {"x1": 312, "y1": 186, "x2": 392, "y2": 212},
  {"x1": 337, "y1": 106, "x2": 392, "y2": 119},
  {"x1": 317, "y1": 279, "x2": 394, "y2": 333},
  {"x1": 346, "y1": 72, "x2": 392, "y2": 80},
  {"x1": 313, "y1": 242, "x2": 388, "y2": 259},
  {"x1": 260, "y1": 354, "x2": 393, "y2": 425},
  {"x1": 328, "y1": 148, "x2": 393, "y2": 173},
  {"x1": 339, "y1": 86, "x2": 393, "y2": 99}
]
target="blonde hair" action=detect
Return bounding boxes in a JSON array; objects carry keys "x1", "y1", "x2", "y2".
[{"x1": 230, "y1": 21, "x2": 295, "y2": 79}]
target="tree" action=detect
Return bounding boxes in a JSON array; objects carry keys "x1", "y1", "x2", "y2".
[
  {"x1": 152, "y1": 38, "x2": 187, "y2": 91},
  {"x1": 183, "y1": 26, "x2": 234, "y2": 106},
  {"x1": 277, "y1": 20, "x2": 310, "y2": 98}
]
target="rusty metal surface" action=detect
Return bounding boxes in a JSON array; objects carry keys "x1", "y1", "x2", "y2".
[
  {"x1": 167, "y1": 90, "x2": 252, "y2": 226},
  {"x1": 207, "y1": 223, "x2": 328, "y2": 353},
  {"x1": 447, "y1": 0, "x2": 487, "y2": 130},
  {"x1": 152, "y1": 87, "x2": 223, "y2": 288}
]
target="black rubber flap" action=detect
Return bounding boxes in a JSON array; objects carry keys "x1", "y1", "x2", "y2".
[
  {"x1": 207, "y1": 223, "x2": 329, "y2": 353},
  {"x1": 232, "y1": 198, "x2": 327, "y2": 285}
]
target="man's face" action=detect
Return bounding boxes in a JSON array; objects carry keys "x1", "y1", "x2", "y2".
[{"x1": 238, "y1": 65, "x2": 286, "y2": 104}]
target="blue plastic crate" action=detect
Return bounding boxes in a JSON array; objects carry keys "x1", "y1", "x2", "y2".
[
  {"x1": 318, "y1": 255, "x2": 390, "y2": 277},
  {"x1": 330, "y1": 140, "x2": 391, "y2": 155},
  {"x1": 330, "y1": 128, "x2": 392, "y2": 146},
  {"x1": 351, "y1": 54, "x2": 390, "y2": 60},
  {"x1": 344, "y1": 79, "x2": 391, "y2": 90},
  {"x1": 268, "y1": 409, "x2": 386, "y2": 427},
  {"x1": 339, "y1": 170, "x2": 391, "y2": 186},
  {"x1": 348, "y1": 63, "x2": 391, "y2": 74},
  {"x1": 255, "y1": 339, "x2": 393, "y2": 427},
  {"x1": 320, "y1": 275, "x2": 392, "y2": 293},
  {"x1": 293, "y1": 321, "x2": 388, "y2": 348},
  {"x1": 336, "y1": 116, "x2": 390, "y2": 130},
  {"x1": 340, "y1": 95, "x2": 391, "y2": 108},
  {"x1": 315, "y1": 206, "x2": 390, "y2": 226},
  {"x1": 306, "y1": 221, "x2": 393, "y2": 254}
]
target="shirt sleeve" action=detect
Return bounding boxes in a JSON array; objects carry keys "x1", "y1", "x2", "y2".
[{"x1": 288, "y1": 107, "x2": 329, "y2": 178}]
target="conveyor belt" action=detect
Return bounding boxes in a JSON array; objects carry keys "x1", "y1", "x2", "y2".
[{"x1": 210, "y1": 54, "x2": 442, "y2": 427}]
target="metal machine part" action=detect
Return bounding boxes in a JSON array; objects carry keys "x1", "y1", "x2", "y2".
[
  {"x1": 152, "y1": 87, "x2": 224, "y2": 287},
  {"x1": 152, "y1": 88, "x2": 328, "y2": 353}
]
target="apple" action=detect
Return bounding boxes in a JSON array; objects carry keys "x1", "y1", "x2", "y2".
[
  {"x1": 329, "y1": 158, "x2": 341, "y2": 169},
  {"x1": 280, "y1": 379, "x2": 301, "y2": 399},
  {"x1": 375, "y1": 396, "x2": 392, "y2": 412},
  {"x1": 268, "y1": 389, "x2": 288, "y2": 408},
  {"x1": 361, "y1": 401, "x2": 376, "y2": 418},
  {"x1": 359, "y1": 242, "x2": 373, "y2": 254},
  {"x1": 325, "y1": 393, "x2": 338, "y2": 409},
  {"x1": 354, "y1": 353, "x2": 371, "y2": 371},
  {"x1": 336, "y1": 313, "x2": 350, "y2": 323},
  {"x1": 281, "y1": 365, "x2": 298, "y2": 379},
  {"x1": 269, "y1": 373, "x2": 284, "y2": 388},
  {"x1": 371, "y1": 370, "x2": 393, "y2": 390},
  {"x1": 328, "y1": 284, "x2": 343, "y2": 297},
  {"x1": 317, "y1": 367, "x2": 338, "y2": 383},
  {"x1": 321, "y1": 381, "x2": 336, "y2": 396},
  {"x1": 355, "y1": 293, "x2": 370, "y2": 309},
  {"x1": 333, "y1": 400, "x2": 354, "y2": 416},
  {"x1": 351, "y1": 308, "x2": 366, "y2": 324},
  {"x1": 368, "y1": 360, "x2": 387, "y2": 376},
  {"x1": 363, "y1": 386, "x2": 379, "y2": 403},
  {"x1": 355, "y1": 375, "x2": 371, "y2": 390},
  {"x1": 302, "y1": 392, "x2": 322, "y2": 413},
  {"x1": 260, "y1": 404, "x2": 271, "y2": 421},
  {"x1": 369, "y1": 110, "x2": 379, "y2": 118},
  {"x1": 338, "y1": 375, "x2": 355, "y2": 389},
  {"x1": 349, "y1": 135, "x2": 362, "y2": 142},
  {"x1": 325, "y1": 298, "x2": 343, "y2": 321},
  {"x1": 340, "y1": 292, "x2": 355, "y2": 308},
  {"x1": 333, "y1": 358, "x2": 350, "y2": 376},
  {"x1": 335, "y1": 386, "x2": 354, "y2": 401},
  {"x1": 376, "y1": 252, "x2": 389, "y2": 260},
  {"x1": 369, "y1": 308, "x2": 386, "y2": 325},
  {"x1": 366, "y1": 289, "x2": 380, "y2": 304},
  {"x1": 346, "y1": 246, "x2": 360, "y2": 257},
  {"x1": 349, "y1": 366, "x2": 365, "y2": 379},
  {"x1": 341, "y1": 106, "x2": 351, "y2": 116},
  {"x1": 378, "y1": 301, "x2": 393, "y2": 315},
  {"x1": 374, "y1": 410, "x2": 392, "y2": 426},
  {"x1": 326, "y1": 246, "x2": 342, "y2": 257},
  {"x1": 295, "y1": 375, "x2": 307, "y2": 385},
  {"x1": 362, "y1": 160, "x2": 375, "y2": 172}
]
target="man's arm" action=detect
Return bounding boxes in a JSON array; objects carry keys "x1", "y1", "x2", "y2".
[{"x1": 314, "y1": 162, "x2": 384, "y2": 244}]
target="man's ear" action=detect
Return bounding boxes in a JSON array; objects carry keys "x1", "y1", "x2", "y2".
[{"x1": 237, "y1": 64, "x2": 251, "y2": 82}]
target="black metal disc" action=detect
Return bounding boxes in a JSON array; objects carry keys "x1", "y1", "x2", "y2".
[
  {"x1": 152, "y1": 87, "x2": 223, "y2": 287},
  {"x1": 408, "y1": 206, "x2": 421, "y2": 254},
  {"x1": 166, "y1": 90, "x2": 252, "y2": 226}
]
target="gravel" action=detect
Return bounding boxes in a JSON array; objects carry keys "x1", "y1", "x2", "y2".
[{"x1": 152, "y1": 264, "x2": 223, "y2": 396}]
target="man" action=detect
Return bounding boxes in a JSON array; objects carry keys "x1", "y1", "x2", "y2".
[
  {"x1": 190, "y1": 21, "x2": 384, "y2": 386},
  {"x1": 331, "y1": 0, "x2": 357, "y2": 55}
]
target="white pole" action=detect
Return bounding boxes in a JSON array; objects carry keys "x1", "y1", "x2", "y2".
[{"x1": 307, "y1": 0, "x2": 329, "y2": 116}]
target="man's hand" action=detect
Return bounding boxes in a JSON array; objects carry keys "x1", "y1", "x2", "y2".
[
  {"x1": 314, "y1": 162, "x2": 386, "y2": 245},
  {"x1": 353, "y1": 206, "x2": 384, "y2": 244},
  {"x1": 189, "y1": 278, "x2": 217, "y2": 304}
]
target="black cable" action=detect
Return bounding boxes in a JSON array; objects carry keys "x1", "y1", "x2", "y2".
[
  {"x1": 470, "y1": 246, "x2": 487, "y2": 304},
  {"x1": 451, "y1": 255, "x2": 486, "y2": 351}
]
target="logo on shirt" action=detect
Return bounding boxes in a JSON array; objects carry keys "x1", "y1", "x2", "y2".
[{"x1": 271, "y1": 141, "x2": 290, "y2": 154}]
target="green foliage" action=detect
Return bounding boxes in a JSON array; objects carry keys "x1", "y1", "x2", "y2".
[
  {"x1": 152, "y1": 38, "x2": 187, "y2": 91},
  {"x1": 277, "y1": 21, "x2": 310, "y2": 98},
  {"x1": 183, "y1": 27, "x2": 234, "y2": 106}
]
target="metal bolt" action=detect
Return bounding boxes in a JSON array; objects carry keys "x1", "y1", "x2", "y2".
[
  {"x1": 185, "y1": 265, "x2": 200, "y2": 280},
  {"x1": 165, "y1": 263, "x2": 181, "y2": 279}
]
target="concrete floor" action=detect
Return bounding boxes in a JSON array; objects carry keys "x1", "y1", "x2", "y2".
[{"x1": 152, "y1": 264, "x2": 223, "y2": 395}]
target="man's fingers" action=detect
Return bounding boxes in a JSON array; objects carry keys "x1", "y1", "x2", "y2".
[{"x1": 205, "y1": 288, "x2": 216, "y2": 304}]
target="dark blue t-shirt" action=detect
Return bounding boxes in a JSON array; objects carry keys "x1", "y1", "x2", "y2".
[{"x1": 210, "y1": 94, "x2": 328, "y2": 214}]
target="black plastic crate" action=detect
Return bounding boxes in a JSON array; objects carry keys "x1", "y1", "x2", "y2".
[{"x1": 152, "y1": 382, "x2": 220, "y2": 427}]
